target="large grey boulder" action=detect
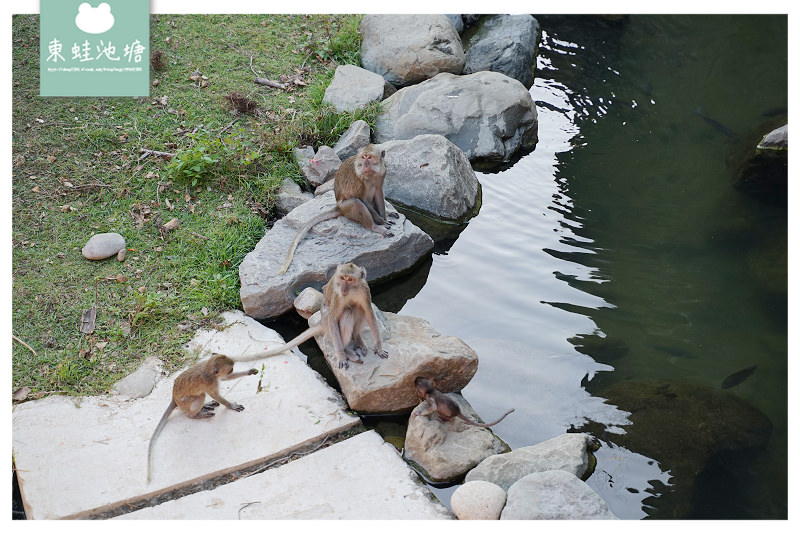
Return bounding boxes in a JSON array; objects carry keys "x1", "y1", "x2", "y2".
[
  {"x1": 309, "y1": 308, "x2": 478, "y2": 414},
  {"x1": 404, "y1": 393, "x2": 508, "y2": 482},
  {"x1": 463, "y1": 15, "x2": 541, "y2": 89},
  {"x1": 376, "y1": 135, "x2": 480, "y2": 222},
  {"x1": 374, "y1": 71, "x2": 538, "y2": 166},
  {"x1": 500, "y1": 470, "x2": 617, "y2": 520},
  {"x1": 465, "y1": 433, "x2": 595, "y2": 491},
  {"x1": 757, "y1": 123, "x2": 787, "y2": 151},
  {"x1": 239, "y1": 191, "x2": 433, "y2": 319},
  {"x1": 323, "y1": 65, "x2": 386, "y2": 113},
  {"x1": 361, "y1": 15, "x2": 465, "y2": 87}
]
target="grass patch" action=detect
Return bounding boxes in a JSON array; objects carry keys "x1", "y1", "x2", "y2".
[{"x1": 11, "y1": 14, "x2": 370, "y2": 397}]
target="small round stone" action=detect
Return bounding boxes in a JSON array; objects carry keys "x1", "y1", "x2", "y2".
[{"x1": 451, "y1": 480, "x2": 507, "y2": 520}]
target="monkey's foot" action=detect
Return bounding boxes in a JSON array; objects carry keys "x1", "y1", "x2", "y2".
[
  {"x1": 389, "y1": 211, "x2": 400, "y2": 219},
  {"x1": 375, "y1": 349, "x2": 389, "y2": 359},
  {"x1": 229, "y1": 402, "x2": 245, "y2": 412}
]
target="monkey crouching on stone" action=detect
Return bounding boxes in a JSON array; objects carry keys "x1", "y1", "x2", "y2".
[
  {"x1": 147, "y1": 354, "x2": 257, "y2": 482},
  {"x1": 413, "y1": 377, "x2": 515, "y2": 428},
  {"x1": 234, "y1": 263, "x2": 388, "y2": 370},
  {"x1": 279, "y1": 144, "x2": 398, "y2": 274}
]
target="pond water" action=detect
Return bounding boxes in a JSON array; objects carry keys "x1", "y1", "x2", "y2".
[
  {"x1": 272, "y1": 15, "x2": 787, "y2": 519},
  {"x1": 396, "y1": 15, "x2": 787, "y2": 519}
]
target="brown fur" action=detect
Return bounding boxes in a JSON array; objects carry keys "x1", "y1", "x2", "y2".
[
  {"x1": 147, "y1": 354, "x2": 256, "y2": 482},
  {"x1": 236, "y1": 263, "x2": 387, "y2": 370},
  {"x1": 279, "y1": 145, "x2": 397, "y2": 274},
  {"x1": 413, "y1": 377, "x2": 514, "y2": 428}
]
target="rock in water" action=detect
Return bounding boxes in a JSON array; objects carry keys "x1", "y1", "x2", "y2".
[
  {"x1": 374, "y1": 71, "x2": 538, "y2": 167},
  {"x1": 450, "y1": 480, "x2": 507, "y2": 520},
  {"x1": 81, "y1": 232, "x2": 125, "y2": 260},
  {"x1": 465, "y1": 433, "x2": 596, "y2": 490},
  {"x1": 360, "y1": 14, "x2": 465, "y2": 87},
  {"x1": 309, "y1": 306, "x2": 478, "y2": 414},
  {"x1": 404, "y1": 392, "x2": 508, "y2": 482},
  {"x1": 500, "y1": 470, "x2": 617, "y2": 520},
  {"x1": 239, "y1": 192, "x2": 433, "y2": 319},
  {"x1": 463, "y1": 14, "x2": 541, "y2": 88}
]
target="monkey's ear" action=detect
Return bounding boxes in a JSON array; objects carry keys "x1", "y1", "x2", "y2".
[
  {"x1": 359, "y1": 266, "x2": 366, "y2": 278},
  {"x1": 381, "y1": 150, "x2": 386, "y2": 158}
]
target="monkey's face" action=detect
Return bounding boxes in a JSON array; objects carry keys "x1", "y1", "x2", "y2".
[
  {"x1": 355, "y1": 149, "x2": 385, "y2": 178},
  {"x1": 414, "y1": 377, "x2": 433, "y2": 396}
]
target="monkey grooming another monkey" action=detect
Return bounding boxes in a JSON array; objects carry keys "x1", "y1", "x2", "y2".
[
  {"x1": 280, "y1": 144, "x2": 397, "y2": 274},
  {"x1": 413, "y1": 377, "x2": 515, "y2": 428},
  {"x1": 235, "y1": 263, "x2": 388, "y2": 370},
  {"x1": 147, "y1": 354, "x2": 257, "y2": 482}
]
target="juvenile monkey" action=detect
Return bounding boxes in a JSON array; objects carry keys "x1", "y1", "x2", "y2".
[
  {"x1": 413, "y1": 377, "x2": 515, "y2": 428},
  {"x1": 147, "y1": 354, "x2": 257, "y2": 483},
  {"x1": 280, "y1": 145, "x2": 397, "y2": 274},
  {"x1": 235, "y1": 263, "x2": 387, "y2": 369}
]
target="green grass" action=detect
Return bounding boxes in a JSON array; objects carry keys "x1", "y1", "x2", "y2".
[{"x1": 11, "y1": 14, "x2": 374, "y2": 397}]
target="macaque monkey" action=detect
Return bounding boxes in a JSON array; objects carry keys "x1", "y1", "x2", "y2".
[
  {"x1": 147, "y1": 354, "x2": 257, "y2": 483},
  {"x1": 413, "y1": 377, "x2": 515, "y2": 428},
  {"x1": 236, "y1": 263, "x2": 388, "y2": 370},
  {"x1": 280, "y1": 145, "x2": 398, "y2": 274}
]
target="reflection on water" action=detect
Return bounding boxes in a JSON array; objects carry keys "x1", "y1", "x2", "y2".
[{"x1": 398, "y1": 15, "x2": 786, "y2": 519}]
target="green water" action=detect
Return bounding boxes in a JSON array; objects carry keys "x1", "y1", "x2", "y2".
[{"x1": 399, "y1": 15, "x2": 787, "y2": 519}]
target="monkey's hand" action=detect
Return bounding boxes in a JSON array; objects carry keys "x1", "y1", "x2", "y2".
[
  {"x1": 230, "y1": 403, "x2": 245, "y2": 412},
  {"x1": 247, "y1": 369, "x2": 258, "y2": 375},
  {"x1": 375, "y1": 348, "x2": 389, "y2": 359},
  {"x1": 388, "y1": 211, "x2": 400, "y2": 219},
  {"x1": 338, "y1": 360, "x2": 349, "y2": 370}
]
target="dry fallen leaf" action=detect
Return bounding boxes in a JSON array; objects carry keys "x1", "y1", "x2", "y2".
[
  {"x1": 162, "y1": 218, "x2": 180, "y2": 231},
  {"x1": 80, "y1": 306, "x2": 97, "y2": 334},
  {"x1": 47, "y1": 155, "x2": 56, "y2": 163},
  {"x1": 31, "y1": 185, "x2": 40, "y2": 193},
  {"x1": 13, "y1": 387, "x2": 31, "y2": 402}
]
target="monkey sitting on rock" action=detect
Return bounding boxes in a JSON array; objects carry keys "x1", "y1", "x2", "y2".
[
  {"x1": 280, "y1": 144, "x2": 399, "y2": 274},
  {"x1": 235, "y1": 263, "x2": 388, "y2": 370},
  {"x1": 147, "y1": 354, "x2": 257, "y2": 482},
  {"x1": 413, "y1": 377, "x2": 515, "y2": 428}
]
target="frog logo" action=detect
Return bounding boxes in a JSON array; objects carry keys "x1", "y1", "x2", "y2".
[{"x1": 74, "y1": 2, "x2": 115, "y2": 35}]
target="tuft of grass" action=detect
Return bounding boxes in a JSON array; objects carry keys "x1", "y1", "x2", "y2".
[{"x1": 12, "y1": 14, "x2": 366, "y2": 397}]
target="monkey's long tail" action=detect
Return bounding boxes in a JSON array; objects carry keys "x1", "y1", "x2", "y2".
[
  {"x1": 234, "y1": 324, "x2": 323, "y2": 362},
  {"x1": 147, "y1": 402, "x2": 176, "y2": 483},
  {"x1": 279, "y1": 208, "x2": 340, "y2": 274},
  {"x1": 461, "y1": 408, "x2": 515, "y2": 428}
]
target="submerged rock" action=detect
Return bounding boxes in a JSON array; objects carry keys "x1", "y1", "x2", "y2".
[
  {"x1": 239, "y1": 191, "x2": 433, "y2": 319},
  {"x1": 374, "y1": 71, "x2": 538, "y2": 166},
  {"x1": 82, "y1": 232, "x2": 126, "y2": 260},
  {"x1": 500, "y1": 470, "x2": 617, "y2": 520},
  {"x1": 463, "y1": 14, "x2": 541, "y2": 88},
  {"x1": 360, "y1": 14, "x2": 465, "y2": 87},
  {"x1": 309, "y1": 307, "x2": 478, "y2": 414},
  {"x1": 465, "y1": 433, "x2": 596, "y2": 491},
  {"x1": 404, "y1": 392, "x2": 509, "y2": 482},
  {"x1": 588, "y1": 379, "x2": 773, "y2": 518}
]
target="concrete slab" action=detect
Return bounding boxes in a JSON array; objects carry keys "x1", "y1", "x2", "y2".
[
  {"x1": 116, "y1": 430, "x2": 453, "y2": 519},
  {"x1": 12, "y1": 311, "x2": 360, "y2": 519}
]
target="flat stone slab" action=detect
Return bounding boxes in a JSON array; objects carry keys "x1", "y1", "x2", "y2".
[
  {"x1": 116, "y1": 430, "x2": 453, "y2": 519},
  {"x1": 239, "y1": 191, "x2": 433, "y2": 319},
  {"x1": 12, "y1": 312, "x2": 360, "y2": 519}
]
